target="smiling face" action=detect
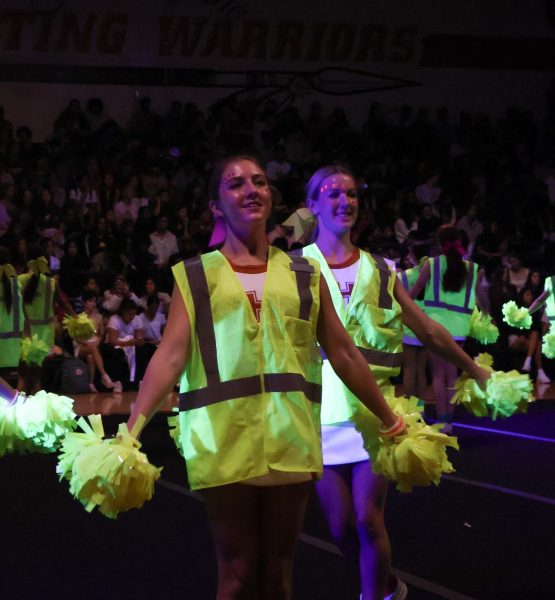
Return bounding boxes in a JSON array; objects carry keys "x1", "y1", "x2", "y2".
[
  {"x1": 309, "y1": 173, "x2": 358, "y2": 236},
  {"x1": 209, "y1": 159, "x2": 271, "y2": 229}
]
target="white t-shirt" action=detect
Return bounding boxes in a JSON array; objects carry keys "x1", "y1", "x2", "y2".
[
  {"x1": 322, "y1": 249, "x2": 369, "y2": 465},
  {"x1": 140, "y1": 311, "x2": 166, "y2": 342},
  {"x1": 107, "y1": 314, "x2": 143, "y2": 338}
]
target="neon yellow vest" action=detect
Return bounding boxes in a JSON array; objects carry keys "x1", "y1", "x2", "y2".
[
  {"x1": 397, "y1": 262, "x2": 425, "y2": 343},
  {"x1": 18, "y1": 273, "x2": 56, "y2": 348},
  {"x1": 423, "y1": 255, "x2": 477, "y2": 338},
  {"x1": 545, "y1": 276, "x2": 555, "y2": 324},
  {"x1": 0, "y1": 277, "x2": 24, "y2": 368},
  {"x1": 172, "y1": 247, "x2": 323, "y2": 490},
  {"x1": 302, "y1": 244, "x2": 403, "y2": 425}
]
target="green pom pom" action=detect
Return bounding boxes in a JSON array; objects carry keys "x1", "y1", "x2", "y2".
[
  {"x1": 469, "y1": 308, "x2": 499, "y2": 345},
  {"x1": 57, "y1": 415, "x2": 162, "y2": 519},
  {"x1": 485, "y1": 370, "x2": 534, "y2": 420},
  {"x1": 20, "y1": 335, "x2": 50, "y2": 365},
  {"x1": 502, "y1": 301, "x2": 532, "y2": 329},
  {"x1": 63, "y1": 314, "x2": 96, "y2": 340},
  {"x1": 167, "y1": 409, "x2": 184, "y2": 457},
  {"x1": 16, "y1": 391, "x2": 77, "y2": 452},
  {"x1": 353, "y1": 386, "x2": 459, "y2": 493},
  {"x1": 452, "y1": 353, "x2": 534, "y2": 420},
  {"x1": 0, "y1": 395, "x2": 35, "y2": 456},
  {"x1": 542, "y1": 326, "x2": 555, "y2": 359}
]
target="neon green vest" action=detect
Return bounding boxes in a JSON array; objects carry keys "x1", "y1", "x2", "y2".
[
  {"x1": 302, "y1": 244, "x2": 403, "y2": 425},
  {"x1": 0, "y1": 277, "x2": 24, "y2": 368},
  {"x1": 397, "y1": 263, "x2": 425, "y2": 343},
  {"x1": 172, "y1": 247, "x2": 323, "y2": 490},
  {"x1": 423, "y1": 255, "x2": 477, "y2": 338},
  {"x1": 18, "y1": 273, "x2": 56, "y2": 348},
  {"x1": 545, "y1": 276, "x2": 555, "y2": 324}
]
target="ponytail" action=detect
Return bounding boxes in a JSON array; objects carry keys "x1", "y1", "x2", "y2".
[
  {"x1": 23, "y1": 273, "x2": 39, "y2": 304},
  {"x1": 437, "y1": 225, "x2": 467, "y2": 293}
]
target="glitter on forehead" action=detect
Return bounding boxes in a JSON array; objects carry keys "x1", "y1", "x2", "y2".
[
  {"x1": 221, "y1": 171, "x2": 238, "y2": 187},
  {"x1": 319, "y1": 176, "x2": 355, "y2": 195}
]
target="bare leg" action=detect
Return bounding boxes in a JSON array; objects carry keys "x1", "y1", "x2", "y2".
[
  {"x1": 352, "y1": 462, "x2": 390, "y2": 600},
  {"x1": 202, "y1": 484, "x2": 260, "y2": 600},
  {"x1": 428, "y1": 351, "x2": 449, "y2": 419},
  {"x1": 258, "y1": 482, "x2": 311, "y2": 600},
  {"x1": 317, "y1": 462, "x2": 391, "y2": 600},
  {"x1": 202, "y1": 481, "x2": 310, "y2": 600}
]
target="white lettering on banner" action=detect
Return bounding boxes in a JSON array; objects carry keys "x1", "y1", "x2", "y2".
[{"x1": 0, "y1": 9, "x2": 420, "y2": 66}]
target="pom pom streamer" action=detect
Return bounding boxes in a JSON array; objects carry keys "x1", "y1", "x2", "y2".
[
  {"x1": 469, "y1": 308, "x2": 499, "y2": 345},
  {"x1": 502, "y1": 301, "x2": 532, "y2": 330},
  {"x1": 451, "y1": 353, "x2": 534, "y2": 420},
  {"x1": 542, "y1": 326, "x2": 555, "y2": 359},
  {"x1": 16, "y1": 391, "x2": 77, "y2": 452},
  {"x1": 352, "y1": 387, "x2": 459, "y2": 493},
  {"x1": 0, "y1": 394, "x2": 34, "y2": 456},
  {"x1": 57, "y1": 415, "x2": 162, "y2": 518},
  {"x1": 63, "y1": 314, "x2": 96, "y2": 340},
  {"x1": 167, "y1": 408, "x2": 184, "y2": 458},
  {"x1": 1, "y1": 391, "x2": 77, "y2": 456},
  {"x1": 20, "y1": 334, "x2": 50, "y2": 365}
]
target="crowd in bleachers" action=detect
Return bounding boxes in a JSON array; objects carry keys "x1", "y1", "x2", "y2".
[{"x1": 1, "y1": 92, "x2": 555, "y2": 388}]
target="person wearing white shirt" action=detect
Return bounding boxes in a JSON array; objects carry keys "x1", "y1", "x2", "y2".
[
  {"x1": 114, "y1": 184, "x2": 144, "y2": 225},
  {"x1": 148, "y1": 215, "x2": 178, "y2": 268}
]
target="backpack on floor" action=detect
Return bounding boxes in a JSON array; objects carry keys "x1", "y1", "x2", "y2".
[{"x1": 43, "y1": 356, "x2": 90, "y2": 395}]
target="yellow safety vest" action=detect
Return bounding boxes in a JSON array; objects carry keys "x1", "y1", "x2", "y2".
[
  {"x1": 398, "y1": 261, "x2": 426, "y2": 344},
  {"x1": 172, "y1": 247, "x2": 323, "y2": 490},
  {"x1": 302, "y1": 244, "x2": 403, "y2": 425},
  {"x1": 0, "y1": 277, "x2": 24, "y2": 368},
  {"x1": 423, "y1": 255, "x2": 477, "y2": 338},
  {"x1": 18, "y1": 273, "x2": 56, "y2": 348}
]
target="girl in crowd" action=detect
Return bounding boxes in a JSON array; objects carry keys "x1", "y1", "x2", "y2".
[
  {"x1": 516, "y1": 287, "x2": 551, "y2": 383},
  {"x1": 106, "y1": 298, "x2": 144, "y2": 388},
  {"x1": 74, "y1": 289, "x2": 119, "y2": 393},
  {"x1": 409, "y1": 225, "x2": 483, "y2": 433},
  {"x1": 138, "y1": 276, "x2": 171, "y2": 315},
  {"x1": 18, "y1": 246, "x2": 75, "y2": 393},
  {"x1": 0, "y1": 247, "x2": 24, "y2": 381},
  {"x1": 301, "y1": 165, "x2": 488, "y2": 600},
  {"x1": 126, "y1": 156, "x2": 405, "y2": 600}
]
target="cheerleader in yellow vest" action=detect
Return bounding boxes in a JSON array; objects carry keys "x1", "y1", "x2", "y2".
[
  {"x1": 397, "y1": 241, "x2": 429, "y2": 399},
  {"x1": 18, "y1": 246, "x2": 74, "y2": 394},
  {"x1": 409, "y1": 225, "x2": 482, "y2": 433},
  {"x1": 303, "y1": 165, "x2": 489, "y2": 600},
  {"x1": 0, "y1": 248, "x2": 25, "y2": 376},
  {"x1": 126, "y1": 156, "x2": 404, "y2": 600}
]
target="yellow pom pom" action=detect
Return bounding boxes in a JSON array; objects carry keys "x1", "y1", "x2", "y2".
[
  {"x1": 63, "y1": 314, "x2": 96, "y2": 340},
  {"x1": 469, "y1": 308, "x2": 500, "y2": 344},
  {"x1": 542, "y1": 326, "x2": 555, "y2": 359},
  {"x1": 502, "y1": 301, "x2": 532, "y2": 329},
  {"x1": 353, "y1": 386, "x2": 459, "y2": 493},
  {"x1": 15, "y1": 390, "x2": 77, "y2": 452},
  {"x1": 57, "y1": 415, "x2": 162, "y2": 519},
  {"x1": 20, "y1": 335, "x2": 50, "y2": 365}
]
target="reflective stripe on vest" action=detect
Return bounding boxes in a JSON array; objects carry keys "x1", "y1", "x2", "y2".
[
  {"x1": 179, "y1": 253, "x2": 320, "y2": 411},
  {"x1": 424, "y1": 257, "x2": 475, "y2": 314},
  {"x1": 0, "y1": 278, "x2": 22, "y2": 339},
  {"x1": 401, "y1": 271, "x2": 409, "y2": 290},
  {"x1": 26, "y1": 276, "x2": 54, "y2": 325},
  {"x1": 372, "y1": 254, "x2": 393, "y2": 309},
  {"x1": 320, "y1": 346, "x2": 403, "y2": 367}
]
